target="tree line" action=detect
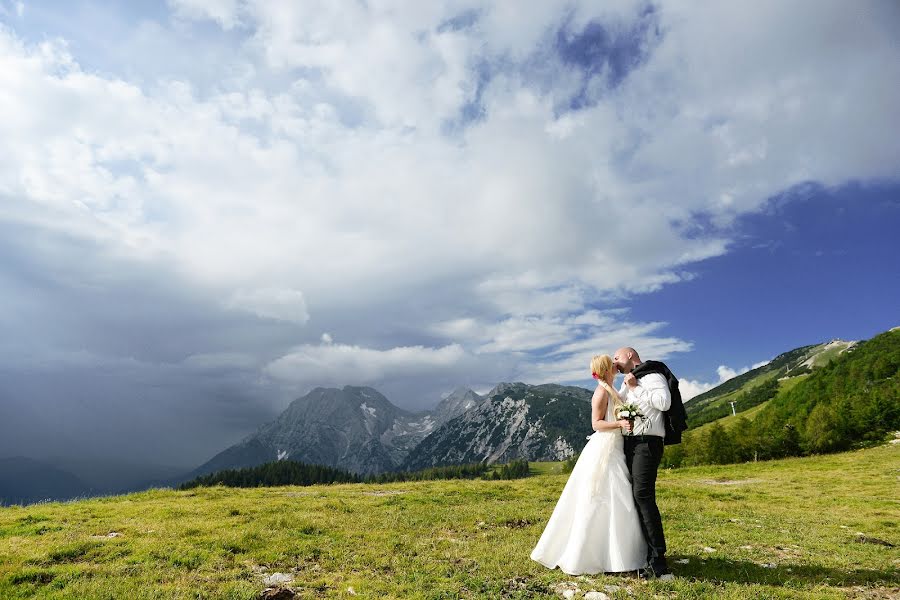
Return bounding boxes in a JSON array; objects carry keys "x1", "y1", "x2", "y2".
[{"x1": 179, "y1": 458, "x2": 531, "y2": 490}]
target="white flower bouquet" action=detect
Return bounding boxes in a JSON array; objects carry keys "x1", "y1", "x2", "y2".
[{"x1": 615, "y1": 402, "x2": 645, "y2": 428}]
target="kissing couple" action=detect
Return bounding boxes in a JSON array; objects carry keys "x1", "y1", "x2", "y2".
[{"x1": 530, "y1": 347, "x2": 685, "y2": 580}]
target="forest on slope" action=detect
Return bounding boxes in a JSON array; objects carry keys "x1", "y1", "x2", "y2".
[{"x1": 664, "y1": 328, "x2": 899, "y2": 467}]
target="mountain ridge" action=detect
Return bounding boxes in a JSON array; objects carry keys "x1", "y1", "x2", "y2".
[
  {"x1": 179, "y1": 385, "x2": 486, "y2": 481},
  {"x1": 684, "y1": 338, "x2": 858, "y2": 428},
  {"x1": 400, "y1": 382, "x2": 594, "y2": 471},
  {"x1": 178, "y1": 336, "x2": 874, "y2": 481},
  {"x1": 6, "y1": 329, "x2": 894, "y2": 504}
]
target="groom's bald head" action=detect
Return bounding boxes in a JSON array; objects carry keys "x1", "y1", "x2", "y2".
[{"x1": 613, "y1": 347, "x2": 641, "y2": 373}]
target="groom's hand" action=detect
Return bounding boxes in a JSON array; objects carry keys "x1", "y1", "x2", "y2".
[{"x1": 624, "y1": 373, "x2": 638, "y2": 388}]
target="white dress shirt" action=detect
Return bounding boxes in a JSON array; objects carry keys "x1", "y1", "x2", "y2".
[{"x1": 618, "y1": 371, "x2": 671, "y2": 438}]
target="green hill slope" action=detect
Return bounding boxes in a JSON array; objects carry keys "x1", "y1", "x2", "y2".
[
  {"x1": 668, "y1": 328, "x2": 899, "y2": 468},
  {"x1": 685, "y1": 339, "x2": 857, "y2": 429},
  {"x1": 1, "y1": 444, "x2": 897, "y2": 599},
  {"x1": 689, "y1": 374, "x2": 811, "y2": 437}
]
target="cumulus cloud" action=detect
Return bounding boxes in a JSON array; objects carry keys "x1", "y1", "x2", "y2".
[
  {"x1": 716, "y1": 365, "x2": 748, "y2": 383},
  {"x1": 679, "y1": 379, "x2": 716, "y2": 402},
  {"x1": 682, "y1": 361, "x2": 765, "y2": 401},
  {"x1": 263, "y1": 341, "x2": 471, "y2": 390},
  {"x1": 0, "y1": 1, "x2": 897, "y2": 467}
]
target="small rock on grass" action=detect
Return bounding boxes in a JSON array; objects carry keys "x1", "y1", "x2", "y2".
[
  {"x1": 584, "y1": 592, "x2": 610, "y2": 600},
  {"x1": 552, "y1": 581, "x2": 580, "y2": 598},
  {"x1": 262, "y1": 573, "x2": 293, "y2": 587},
  {"x1": 674, "y1": 559, "x2": 689, "y2": 565},
  {"x1": 702, "y1": 547, "x2": 716, "y2": 553},
  {"x1": 91, "y1": 531, "x2": 123, "y2": 539}
]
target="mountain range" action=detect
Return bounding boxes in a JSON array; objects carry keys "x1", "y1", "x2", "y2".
[
  {"x1": 180, "y1": 385, "x2": 487, "y2": 481},
  {"x1": 186, "y1": 337, "x2": 865, "y2": 480},
  {"x1": 400, "y1": 383, "x2": 594, "y2": 470},
  {"x1": 5, "y1": 330, "x2": 890, "y2": 504}
]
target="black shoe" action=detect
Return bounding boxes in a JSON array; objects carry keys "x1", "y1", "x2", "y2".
[
  {"x1": 638, "y1": 563, "x2": 672, "y2": 580},
  {"x1": 651, "y1": 559, "x2": 675, "y2": 581}
]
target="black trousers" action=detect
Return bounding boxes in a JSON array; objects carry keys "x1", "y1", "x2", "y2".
[{"x1": 623, "y1": 435, "x2": 667, "y2": 567}]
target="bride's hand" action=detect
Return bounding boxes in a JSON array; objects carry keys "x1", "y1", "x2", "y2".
[{"x1": 618, "y1": 419, "x2": 633, "y2": 432}]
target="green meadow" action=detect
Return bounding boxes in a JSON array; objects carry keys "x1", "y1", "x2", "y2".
[{"x1": 2, "y1": 443, "x2": 897, "y2": 599}]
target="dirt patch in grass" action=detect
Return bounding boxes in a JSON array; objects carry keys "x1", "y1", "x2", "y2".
[
  {"x1": 500, "y1": 518, "x2": 535, "y2": 529},
  {"x1": 855, "y1": 534, "x2": 896, "y2": 548}
]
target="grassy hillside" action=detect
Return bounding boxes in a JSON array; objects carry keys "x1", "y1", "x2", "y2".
[
  {"x1": 689, "y1": 375, "x2": 810, "y2": 437},
  {"x1": 1, "y1": 444, "x2": 897, "y2": 599},
  {"x1": 667, "y1": 329, "x2": 899, "y2": 468},
  {"x1": 684, "y1": 340, "x2": 856, "y2": 429}
]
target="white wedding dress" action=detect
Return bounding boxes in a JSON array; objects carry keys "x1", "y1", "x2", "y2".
[{"x1": 530, "y1": 381, "x2": 648, "y2": 574}]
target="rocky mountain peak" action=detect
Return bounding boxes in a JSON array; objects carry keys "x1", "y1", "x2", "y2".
[
  {"x1": 401, "y1": 381, "x2": 593, "y2": 471},
  {"x1": 432, "y1": 387, "x2": 484, "y2": 423}
]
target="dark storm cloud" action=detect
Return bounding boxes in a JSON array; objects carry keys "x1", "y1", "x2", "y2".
[{"x1": 0, "y1": 219, "x2": 299, "y2": 467}]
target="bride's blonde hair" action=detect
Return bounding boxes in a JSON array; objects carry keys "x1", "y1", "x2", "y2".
[{"x1": 590, "y1": 354, "x2": 623, "y2": 409}]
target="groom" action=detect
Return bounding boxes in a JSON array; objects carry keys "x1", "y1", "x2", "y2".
[{"x1": 614, "y1": 346, "x2": 672, "y2": 579}]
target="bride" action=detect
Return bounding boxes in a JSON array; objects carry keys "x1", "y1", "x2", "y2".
[{"x1": 530, "y1": 354, "x2": 648, "y2": 575}]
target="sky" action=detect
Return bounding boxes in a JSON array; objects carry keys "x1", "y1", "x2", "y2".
[{"x1": 0, "y1": 0, "x2": 898, "y2": 470}]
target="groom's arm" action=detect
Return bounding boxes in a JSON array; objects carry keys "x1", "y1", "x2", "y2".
[{"x1": 626, "y1": 372, "x2": 671, "y2": 412}]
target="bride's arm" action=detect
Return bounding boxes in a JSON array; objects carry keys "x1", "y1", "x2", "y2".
[{"x1": 592, "y1": 384, "x2": 630, "y2": 432}]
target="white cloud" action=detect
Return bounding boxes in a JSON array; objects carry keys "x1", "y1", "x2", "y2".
[
  {"x1": 682, "y1": 360, "x2": 767, "y2": 401},
  {"x1": 716, "y1": 365, "x2": 747, "y2": 383},
  {"x1": 223, "y1": 288, "x2": 310, "y2": 324},
  {"x1": 263, "y1": 341, "x2": 468, "y2": 386},
  {"x1": 0, "y1": 1, "x2": 897, "y2": 414},
  {"x1": 680, "y1": 379, "x2": 715, "y2": 401}
]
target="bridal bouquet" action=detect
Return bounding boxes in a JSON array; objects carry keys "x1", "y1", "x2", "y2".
[{"x1": 615, "y1": 403, "x2": 644, "y2": 429}]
